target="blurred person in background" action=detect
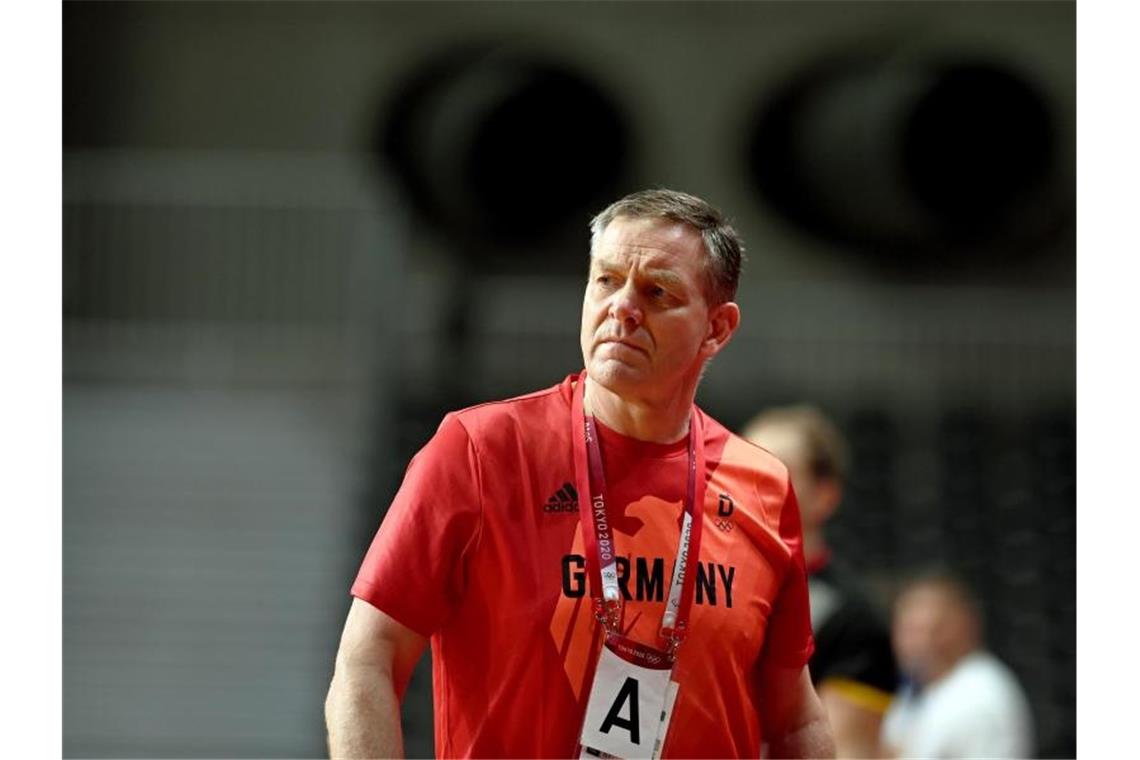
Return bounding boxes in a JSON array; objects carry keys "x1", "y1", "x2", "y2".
[
  {"x1": 743, "y1": 406, "x2": 900, "y2": 759},
  {"x1": 324, "y1": 189, "x2": 835, "y2": 758},
  {"x1": 881, "y1": 570, "x2": 1034, "y2": 758}
]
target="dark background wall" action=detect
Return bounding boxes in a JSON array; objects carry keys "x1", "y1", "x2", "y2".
[{"x1": 62, "y1": 2, "x2": 1074, "y2": 757}]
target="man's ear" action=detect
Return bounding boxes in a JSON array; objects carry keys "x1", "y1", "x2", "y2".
[{"x1": 703, "y1": 301, "x2": 741, "y2": 358}]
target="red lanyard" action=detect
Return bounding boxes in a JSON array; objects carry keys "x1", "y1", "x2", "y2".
[{"x1": 570, "y1": 372, "x2": 707, "y2": 653}]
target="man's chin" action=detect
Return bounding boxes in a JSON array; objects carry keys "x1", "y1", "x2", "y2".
[{"x1": 586, "y1": 358, "x2": 644, "y2": 390}]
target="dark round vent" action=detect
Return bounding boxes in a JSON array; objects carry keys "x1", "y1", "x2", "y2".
[
  {"x1": 903, "y1": 63, "x2": 1054, "y2": 238},
  {"x1": 746, "y1": 53, "x2": 1063, "y2": 269},
  {"x1": 378, "y1": 45, "x2": 630, "y2": 248}
]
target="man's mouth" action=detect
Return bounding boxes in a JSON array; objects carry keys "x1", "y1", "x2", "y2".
[{"x1": 600, "y1": 337, "x2": 648, "y2": 356}]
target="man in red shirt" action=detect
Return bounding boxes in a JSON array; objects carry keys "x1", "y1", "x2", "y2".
[{"x1": 325, "y1": 189, "x2": 835, "y2": 758}]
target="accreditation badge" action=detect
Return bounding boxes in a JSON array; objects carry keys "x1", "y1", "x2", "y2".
[{"x1": 579, "y1": 633, "x2": 679, "y2": 759}]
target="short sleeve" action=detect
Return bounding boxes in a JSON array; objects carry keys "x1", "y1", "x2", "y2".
[
  {"x1": 758, "y1": 482, "x2": 816, "y2": 670},
  {"x1": 350, "y1": 413, "x2": 482, "y2": 637}
]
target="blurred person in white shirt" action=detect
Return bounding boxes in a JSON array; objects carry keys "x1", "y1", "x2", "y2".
[{"x1": 881, "y1": 570, "x2": 1034, "y2": 759}]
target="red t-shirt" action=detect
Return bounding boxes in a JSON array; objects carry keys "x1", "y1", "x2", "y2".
[{"x1": 352, "y1": 374, "x2": 814, "y2": 758}]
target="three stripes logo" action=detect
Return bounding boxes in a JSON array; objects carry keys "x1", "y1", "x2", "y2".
[{"x1": 544, "y1": 482, "x2": 579, "y2": 514}]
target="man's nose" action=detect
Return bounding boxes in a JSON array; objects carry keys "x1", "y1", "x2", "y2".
[{"x1": 608, "y1": 281, "x2": 643, "y2": 327}]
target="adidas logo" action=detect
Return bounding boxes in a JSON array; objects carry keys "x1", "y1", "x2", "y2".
[{"x1": 543, "y1": 482, "x2": 579, "y2": 514}]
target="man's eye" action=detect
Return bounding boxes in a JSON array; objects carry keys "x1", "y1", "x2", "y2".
[
  {"x1": 649, "y1": 286, "x2": 667, "y2": 299},
  {"x1": 596, "y1": 275, "x2": 615, "y2": 287}
]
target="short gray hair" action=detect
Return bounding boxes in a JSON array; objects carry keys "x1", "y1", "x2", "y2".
[{"x1": 589, "y1": 188, "x2": 745, "y2": 305}]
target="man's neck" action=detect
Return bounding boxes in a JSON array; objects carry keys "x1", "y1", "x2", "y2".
[{"x1": 584, "y1": 376, "x2": 696, "y2": 444}]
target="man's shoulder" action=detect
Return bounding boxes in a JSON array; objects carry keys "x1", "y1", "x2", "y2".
[
  {"x1": 697, "y1": 409, "x2": 800, "y2": 549},
  {"x1": 699, "y1": 408, "x2": 792, "y2": 487},
  {"x1": 700, "y1": 410, "x2": 784, "y2": 468},
  {"x1": 448, "y1": 374, "x2": 574, "y2": 440},
  {"x1": 949, "y1": 652, "x2": 1030, "y2": 701}
]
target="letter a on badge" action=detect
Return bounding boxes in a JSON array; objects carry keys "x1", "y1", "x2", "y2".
[
  {"x1": 580, "y1": 640, "x2": 670, "y2": 757},
  {"x1": 599, "y1": 677, "x2": 640, "y2": 746}
]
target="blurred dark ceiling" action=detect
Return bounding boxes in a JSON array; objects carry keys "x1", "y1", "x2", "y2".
[{"x1": 63, "y1": 0, "x2": 1075, "y2": 284}]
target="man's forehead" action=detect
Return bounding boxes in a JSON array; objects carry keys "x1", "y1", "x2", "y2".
[
  {"x1": 898, "y1": 582, "x2": 963, "y2": 611},
  {"x1": 592, "y1": 216, "x2": 705, "y2": 267},
  {"x1": 589, "y1": 254, "x2": 688, "y2": 281}
]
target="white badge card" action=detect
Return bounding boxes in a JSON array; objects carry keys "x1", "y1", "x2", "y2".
[
  {"x1": 650, "y1": 680, "x2": 680, "y2": 759},
  {"x1": 579, "y1": 634, "x2": 674, "y2": 759}
]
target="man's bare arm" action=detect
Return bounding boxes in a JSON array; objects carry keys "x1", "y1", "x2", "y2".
[
  {"x1": 759, "y1": 664, "x2": 836, "y2": 759},
  {"x1": 325, "y1": 598, "x2": 428, "y2": 759}
]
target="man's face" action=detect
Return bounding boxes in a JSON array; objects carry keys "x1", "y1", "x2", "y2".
[
  {"x1": 580, "y1": 216, "x2": 722, "y2": 402},
  {"x1": 892, "y1": 584, "x2": 969, "y2": 684}
]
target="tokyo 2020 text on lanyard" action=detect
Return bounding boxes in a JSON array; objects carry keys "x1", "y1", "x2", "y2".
[{"x1": 569, "y1": 373, "x2": 709, "y2": 658}]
